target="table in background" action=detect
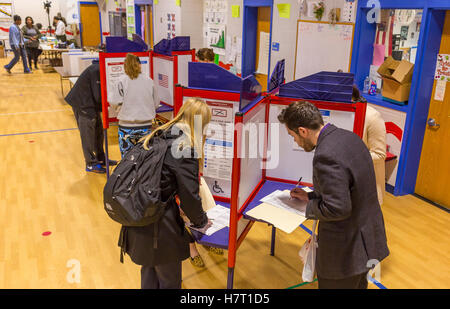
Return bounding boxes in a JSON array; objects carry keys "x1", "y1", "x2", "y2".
[{"x1": 53, "y1": 67, "x2": 79, "y2": 97}]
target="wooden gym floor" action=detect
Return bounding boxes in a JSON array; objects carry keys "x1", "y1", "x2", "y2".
[{"x1": 0, "y1": 57, "x2": 449, "y2": 289}]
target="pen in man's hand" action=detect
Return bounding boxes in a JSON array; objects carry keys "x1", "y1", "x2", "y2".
[{"x1": 289, "y1": 177, "x2": 303, "y2": 200}]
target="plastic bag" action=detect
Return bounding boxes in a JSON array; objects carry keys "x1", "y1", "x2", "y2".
[
  {"x1": 299, "y1": 220, "x2": 318, "y2": 282},
  {"x1": 199, "y1": 176, "x2": 216, "y2": 212}
]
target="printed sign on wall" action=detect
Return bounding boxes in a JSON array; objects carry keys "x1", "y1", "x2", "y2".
[{"x1": 435, "y1": 54, "x2": 450, "y2": 82}]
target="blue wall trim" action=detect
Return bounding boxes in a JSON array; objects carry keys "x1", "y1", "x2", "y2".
[
  {"x1": 242, "y1": 0, "x2": 274, "y2": 81},
  {"x1": 353, "y1": 1, "x2": 450, "y2": 196}
]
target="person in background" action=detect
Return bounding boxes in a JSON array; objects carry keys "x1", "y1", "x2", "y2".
[
  {"x1": 22, "y1": 16, "x2": 42, "y2": 70},
  {"x1": 65, "y1": 60, "x2": 117, "y2": 173},
  {"x1": 4, "y1": 15, "x2": 31, "y2": 74},
  {"x1": 109, "y1": 53, "x2": 157, "y2": 158},
  {"x1": 196, "y1": 48, "x2": 215, "y2": 63},
  {"x1": 54, "y1": 16, "x2": 66, "y2": 42},
  {"x1": 118, "y1": 98, "x2": 213, "y2": 289},
  {"x1": 280, "y1": 101, "x2": 389, "y2": 289},
  {"x1": 352, "y1": 86, "x2": 387, "y2": 206}
]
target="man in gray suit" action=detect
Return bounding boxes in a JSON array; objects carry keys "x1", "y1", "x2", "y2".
[{"x1": 278, "y1": 101, "x2": 389, "y2": 289}]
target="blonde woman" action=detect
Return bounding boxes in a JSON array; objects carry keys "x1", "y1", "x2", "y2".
[
  {"x1": 118, "y1": 98, "x2": 213, "y2": 289},
  {"x1": 110, "y1": 53, "x2": 157, "y2": 157}
]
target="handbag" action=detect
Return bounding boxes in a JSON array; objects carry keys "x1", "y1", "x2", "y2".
[
  {"x1": 199, "y1": 176, "x2": 216, "y2": 211},
  {"x1": 298, "y1": 220, "x2": 318, "y2": 282}
]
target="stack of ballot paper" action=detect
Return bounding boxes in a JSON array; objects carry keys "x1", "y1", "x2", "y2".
[
  {"x1": 260, "y1": 189, "x2": 307, "y2": 216},
  {"x1": 246, "y1": 188, "x2": 313, "y2": 234},
  {"x1": 188, "y1": 205, "x2": 230, "y2": 236}
]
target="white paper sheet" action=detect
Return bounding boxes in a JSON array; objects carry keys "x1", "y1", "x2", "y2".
[
  {"x1": 256, "y1": 32, "x2": 270, "y2": 75},
  {"x1": 260, "y1": 190, "x2": 307, "y2": 216},
  {"x1": 188, "y1": 205, "x2": 230, "y2": 236}
]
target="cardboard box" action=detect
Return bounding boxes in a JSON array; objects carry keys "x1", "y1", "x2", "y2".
[{"x1": 377, "y1": 56, "x2": 414, "y2": 102}]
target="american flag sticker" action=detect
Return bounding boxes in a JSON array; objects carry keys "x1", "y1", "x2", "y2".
[{"x1": 158, "y1": 73, "x2": 169, "y2": 88}]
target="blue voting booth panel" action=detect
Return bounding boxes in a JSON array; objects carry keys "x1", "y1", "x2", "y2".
[
  {"x1": 240, "y1": 75, "x2": 263, "y2": 111},
  {"x1": 153, "y1": 37, "x2": 190, "y2": 56},
  {"x1": 269, "y1": 59, "x2": 285, "y2": 92},
  {"x1": 105, "y1": 36, "x2": 147, "y2": 53},
  {"x1": 188, "y1": 62, "x2": 243, "y2": 92},
  {"x1": 279, "y1": 71, "x2": 354, "y2": 103}
]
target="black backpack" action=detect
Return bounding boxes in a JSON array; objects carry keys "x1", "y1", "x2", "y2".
[{"x1": 103, "y1": 134, "x2": 170, "y2": 227}]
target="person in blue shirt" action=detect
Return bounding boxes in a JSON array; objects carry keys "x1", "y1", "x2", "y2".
[{"x1": 4, "y1": 15, "x2": 31, "y2": 74}]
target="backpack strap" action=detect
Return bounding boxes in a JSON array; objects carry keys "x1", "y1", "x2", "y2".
[{"x1": 118, "y1": 226, "x2": 127, "y2": 263}]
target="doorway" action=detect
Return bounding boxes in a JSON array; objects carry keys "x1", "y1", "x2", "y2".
[
  {"x1": 242, "y1": 1, "x2": 273, "y2": 90},
  {"x1": 415, "y1": 11, "x2": 450, "y2": 210},
  {"x1": 79, "y1": 2, "x2": 102, "y2": 48},
  {"x1": 254, "y1": 7, "x2": 271, "y2": 91}
]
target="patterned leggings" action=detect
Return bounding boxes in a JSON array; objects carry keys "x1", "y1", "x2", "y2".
[{"x1": 118, "y1": 126, "x2": 152, "y2": 158}]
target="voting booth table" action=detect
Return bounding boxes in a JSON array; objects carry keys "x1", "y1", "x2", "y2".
[
  {"x1": 175, "y1": 62, "x2": 367, "y2": 289},
  {"x1": 99, "y1": 37, "x2": 175, "y2": 176},
  {"x1": 150, "y1": 37, "x2": 195, "y2": 109}
]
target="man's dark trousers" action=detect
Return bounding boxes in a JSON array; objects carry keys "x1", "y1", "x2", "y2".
[{"x1": 72, "y1": 108, "x2": 105, "y2": 166}]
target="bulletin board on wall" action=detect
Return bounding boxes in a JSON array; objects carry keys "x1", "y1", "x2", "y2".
[
  {"x1": 294, "y1": 20, "x2": 355, "y2": 80},
  {"x1": 0, "y1": 1, "x2": 14, "y2": 41}
]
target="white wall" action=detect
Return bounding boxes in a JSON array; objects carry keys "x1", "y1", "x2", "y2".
[
  {"x1": 181, "y1": 0, "x2": 203, "y2": 50},
  {"x1": 271, "y1": 0, "x2": 358, "y2": 82},
  {"x1": 12, "y1": 0, "x2": 63, "y2": 30},
  {"x1": 153, "y1": 0, "x2": 182, "y2": 44}
]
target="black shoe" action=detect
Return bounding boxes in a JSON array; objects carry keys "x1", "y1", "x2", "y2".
[
  {"x1": 4, "y1": 66, "x2": 11, "y2": 74},
  {"x1": 86, "y1": 164, "x2": 106, "y2": 174},
  {"x1": 24, "y1": 70, "x2": 32, "y2": 74}
]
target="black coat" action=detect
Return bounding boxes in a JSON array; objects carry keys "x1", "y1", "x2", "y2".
[
  {"x1": 306, "y1": 124, "x2": 390, "y2": 280},
  {"x1": 65, "y1": 61, "x2": 102, "y2": 117},
  {"x1": 119, "y1": 128, "x2": 209, "y2": 266}
]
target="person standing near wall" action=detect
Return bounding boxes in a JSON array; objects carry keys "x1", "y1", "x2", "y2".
[
  {"x1": 54, "y1": 16, "x2": 67, "y2": 42},
  {"x1": 279, "y1": 101, "x2": 389, "y2": 289},
  {"x1": 4, "y1": 15, "x2": 31, "y2": 74},
  {"x1": 22, "y1": 16, "x2": 42, "y2": 70},
  {"x1": 352, "y1": 85, "x2": 387, "y2": 206},
  {"x1": 109, "y1": 53, "x2": 157, "y2": 158}
]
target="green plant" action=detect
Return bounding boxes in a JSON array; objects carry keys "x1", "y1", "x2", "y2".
[{"x1": 313, "y1": 1, "x2": 325, "y2": 21}]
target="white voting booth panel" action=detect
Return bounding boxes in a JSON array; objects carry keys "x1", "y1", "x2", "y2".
[
  {"x1": 237, "y1": 101, "x2": 266, "y2": 209},
  {"x1": 176, "y1": 54, "x2": 192, "y2": 87},
  {"x1": 152, "y1": 52, "x2": 193, "y2": 107},
  {"x1": 153, "y1": 57, "x2": 174, "y2": 106},
  {"x1": 266, "y1": 103, "x2": 356, "y2": 184},
  {"x1": 62, "y1": 52, "x2": 99, "y2": 76}
]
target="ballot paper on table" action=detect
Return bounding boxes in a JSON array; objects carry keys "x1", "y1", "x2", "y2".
[
  {"x1": 246, "y1": 203, "x2": 307, "y2": 234},
  {"x1": 188, "y1": 205, "x2": 230, "y2": 236},
  {"x1": 260, "y1": 189, "x2": 307, "y2": 216}
]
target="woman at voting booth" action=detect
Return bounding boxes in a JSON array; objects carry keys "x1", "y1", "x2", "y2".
[
  {"x1": 109, "y1": 53, "x2": 157, "y2": 158},
  {"x1": 118, "y1": 98, "x2": 213, "y2": 289}
]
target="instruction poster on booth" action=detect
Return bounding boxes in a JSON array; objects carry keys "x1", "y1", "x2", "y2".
[{"x1": 203, "y1": 100, "x2": 235, "y2": 198}]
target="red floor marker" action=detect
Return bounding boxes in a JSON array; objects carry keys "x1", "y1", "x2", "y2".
[
  {"x1": 29, "y1": 140, "x2": 35, "y2": 143},
  {"x1": 42, "y1": 231, "x2": 52, "y2": 236}
]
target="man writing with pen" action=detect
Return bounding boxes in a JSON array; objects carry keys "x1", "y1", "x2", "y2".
[{"x1": 278, "y1": 101, "x2": 389, "y2": 289}]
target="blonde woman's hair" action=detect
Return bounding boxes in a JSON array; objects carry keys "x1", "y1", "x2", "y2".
[
  {"x1": 141, "y1": 98, "x2": 212, "y2": 162},
  {"x1": 124, "y1": 53, "x2": 142, "y2": 80}
]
